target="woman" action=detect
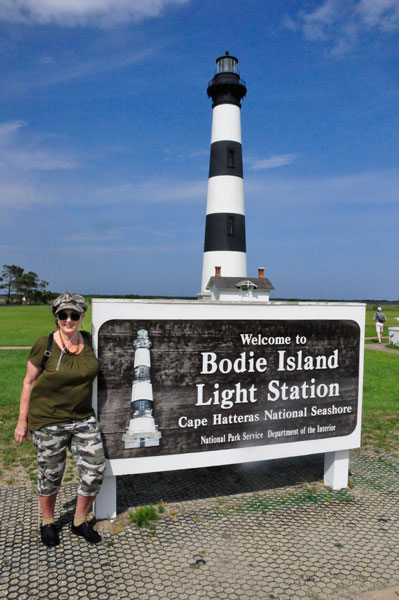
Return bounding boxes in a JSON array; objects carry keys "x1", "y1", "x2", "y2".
[{"x1": 14, "y1": 292, "x2": 105, "y2": 547}]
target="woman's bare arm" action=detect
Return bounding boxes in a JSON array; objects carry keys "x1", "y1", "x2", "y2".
[{"x1": 14, "y1": 360, "x2": 42, "y2": 444}]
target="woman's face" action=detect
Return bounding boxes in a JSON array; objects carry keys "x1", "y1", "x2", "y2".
[{"x1": 56, "y1": 309, "x2": 85, "y2": 336}]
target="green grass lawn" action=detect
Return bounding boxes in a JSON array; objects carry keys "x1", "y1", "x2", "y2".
[
  {"x1": 0, "y1": 349, "x2": 36, "y2": 484},
  {"x1": 0, "y1": 304, "x2": 92, "y2": 346},
  {"x1": 362, "y1": 351, "x2": 399, "y2": 452}
]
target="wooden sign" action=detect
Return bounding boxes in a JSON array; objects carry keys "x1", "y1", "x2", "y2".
[{"x1": 93, "y1": 300, "x2": 364, "y2": 472}]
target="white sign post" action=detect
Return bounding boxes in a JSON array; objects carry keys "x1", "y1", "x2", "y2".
[{"x1": 92, "y1": 299, "x2": 365, "y2": 519}]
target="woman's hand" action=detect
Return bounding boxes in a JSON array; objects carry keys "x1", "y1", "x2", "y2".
[{"x1": 14, "y1": 420, "x2": 28, "y2": 444}]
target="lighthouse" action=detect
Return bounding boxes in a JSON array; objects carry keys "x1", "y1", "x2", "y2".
[
  {"x1": 200, "y1": 52, "x2": 248, "y2": 294},
  {"x1": 122, "y1": 329, "x2": 161, "y2": 449}
]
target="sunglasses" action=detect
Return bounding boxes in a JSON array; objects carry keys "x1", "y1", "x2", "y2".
[{"x1": 57, "y1": 311, "x2": 81, "y2": 322}]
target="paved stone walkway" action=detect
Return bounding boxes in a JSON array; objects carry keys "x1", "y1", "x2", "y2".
[
  {"x1": 0, "y1": 347, "x2": 30, "y2": 350},
  {"x1": 356, "y1": 584, "x2": 399, "y2": 599},
  {"x1": 1, "y1": 450, "x2": 399, "y2": 600},
  {"x1": 365, "y1": 344, "x2": 399, "y2": 355}
]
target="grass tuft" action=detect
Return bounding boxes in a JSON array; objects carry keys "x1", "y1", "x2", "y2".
[{"x1": 128, "y1": 504, "x2": 163, "y2": 528}]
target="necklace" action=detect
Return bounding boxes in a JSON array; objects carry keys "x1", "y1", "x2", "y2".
[{"x1": 59, "y1": 330, "x2": 80, "y2": 355}]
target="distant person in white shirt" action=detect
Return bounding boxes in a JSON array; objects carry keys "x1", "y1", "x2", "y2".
[{"x1": 373, "y1": 307, "x2": 386, "y2": 344}]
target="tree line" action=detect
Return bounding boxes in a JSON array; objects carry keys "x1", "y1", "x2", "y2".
[{"x1": 0, "y1": 264, "x2": 52, "y2": 304}]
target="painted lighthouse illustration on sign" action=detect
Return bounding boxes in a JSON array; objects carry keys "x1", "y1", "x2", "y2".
[
  {"x1": 122, "y1": 329, "x2": 161, "y2": 449},
  {"x1": 201, "y1": 52, "x2": 248, "y2": 293}
]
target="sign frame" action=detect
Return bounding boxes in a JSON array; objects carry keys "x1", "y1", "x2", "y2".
[{"x1": 92, "y1": 298, "x2": 365, "y2": 518}]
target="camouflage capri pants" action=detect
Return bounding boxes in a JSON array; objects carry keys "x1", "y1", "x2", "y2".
[{"x1": 31, "y1": 416, "x2": 105, "y2": 497}]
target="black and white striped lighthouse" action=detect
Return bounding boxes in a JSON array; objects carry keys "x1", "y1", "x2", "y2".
[{"x1": 200, "y1": 52, "x2": 247, "y2": 293}]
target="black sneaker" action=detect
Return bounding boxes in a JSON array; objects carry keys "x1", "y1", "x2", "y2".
[
  {"x1": 71, "y1": 522, "x2": 102, "y2": 544},
  {"x1": 40, "y1": 524, "x2": 60, "y2": 547}
]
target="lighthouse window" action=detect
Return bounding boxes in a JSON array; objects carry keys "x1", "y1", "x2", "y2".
[
  {"x1": 227, "y1": 215, "x2": 235, "y2": 236},
  {"x1": 227, "y1": 148, "x2": 235, "y2": 168},
  {"x1": 217, "y1": 57, "x2": 237, "y2": 74}
]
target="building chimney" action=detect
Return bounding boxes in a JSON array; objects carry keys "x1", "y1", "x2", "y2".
[
  {"x1": 215, "y1": 266, "x2": 222, "y2": 278},
  {"x1": 258, "y1": 267, "x2": 264, "y2": 279}
]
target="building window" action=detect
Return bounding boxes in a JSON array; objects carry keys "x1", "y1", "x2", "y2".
[
  {"x1": 227, "y1": 148, "x2": 235, "y2": 168},
  {"x1": 227, "y1": 215, "x2": 235, "y2": 236}
]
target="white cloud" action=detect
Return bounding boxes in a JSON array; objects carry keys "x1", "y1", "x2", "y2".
[
  {"x1": 0, "y1": 120, "x2": 82, "y2": 212},
  {"x1": 301, "y1": 0, "x2": 346, "y2": 42},
  {"x1": 0, "y1": 0, "x2": 190, "y2": 26},
  {"x1": 246, "y1": 169, "x2": 399, "y2": 209},
  {"x1": 286, "y1": 0, "x2": 399, "y2": 55},
  {"x1": 0, "y1": 120, "x2": 80, "y2": 173},
  {"x1": 357, "y1": 0, "x2": 399, "y2": 32},
  {"x1": 0, "y1": 120, "x2": 206, "y2": 212},
  {"x1": 0, "y1": 120, "x2": 26, "y2": 141},
  {"x1": 92, "y1": 179, "x2": 205, "y2": 205},
  {"x1": 60, "y1": 242, "x2": 177, "y2": 254},
  {"x1": 34, "y1": 49, "x2": 157, "y2": 88},
  {"x1": 0, "y1": 46, "x2": 163, "y2": 98},
  {"x1": 7, "y1": 149, "x2": 79, "y2": 171},
  {"x1": 64, "y1": 230, "x2": 126, "y2": 245},
  {"x1": 0, "y1": 181, "x2": 43, "y2": 209},
  {"x1": 247, "y1": 153, "x2": 299, "y2": 171}
]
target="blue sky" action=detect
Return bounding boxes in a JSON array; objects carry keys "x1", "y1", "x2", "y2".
[{"x1": 0, "y1": 0, "x2": 398, "y2": 299}]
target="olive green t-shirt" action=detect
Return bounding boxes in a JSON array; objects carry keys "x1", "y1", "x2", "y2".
[{"x1": 28, "y1": 334, "x2": 99, "y2": 431}]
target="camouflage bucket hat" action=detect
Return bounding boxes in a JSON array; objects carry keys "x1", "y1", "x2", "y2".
[{"x1": 52, "y1": 292, "x2": 88, "y2": 315}]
